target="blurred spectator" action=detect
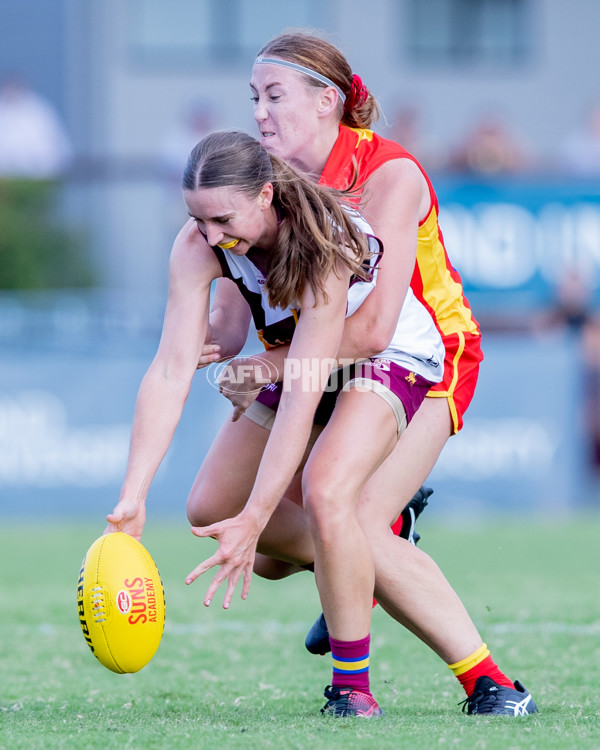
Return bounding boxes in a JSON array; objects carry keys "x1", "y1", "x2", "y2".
[
  {"x1": 543, "y1": 268, "x2": 596, "y2": 332},
  {"x1": 583, "y1": 320, "x2": 600, "y2": 471},
  {"x1": 0, "y1": 75, "x2": 73, "y2": 179},
  {"x1": 559, "y1": 100, "x2": 600, "y2": 176},
  {"x1": 159, "y1": 98, "x2": 215, "y2": 184},
  {"x1": 447, "y1": 111, "x2": 531, "y2": 176},
  {"x1": 384, "y1": 102, "x2": 443, "y2": 172},
  {"x1": 534, "y1": 267, "x2": 600, "y2": 472},
  {"x1": 159, "y1": 98, "x2": 216, "y2": 242}
]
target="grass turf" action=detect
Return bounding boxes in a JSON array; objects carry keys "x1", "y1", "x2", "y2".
[{"x1": 1, "y1": 514, "x2": 599, "y2": 749}]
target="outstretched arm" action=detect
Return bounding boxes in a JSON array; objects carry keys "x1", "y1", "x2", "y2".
[{"x1": 106, "y1": 220, "x2": 222, "y2": 539}]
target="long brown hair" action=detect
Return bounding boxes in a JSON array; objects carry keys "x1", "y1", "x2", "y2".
[
  {"x1": 183, "y1": 130, "x2": 371, "y2": 309},
  {"x1": 257, "y1": 30, "x2": 379, "y2": 130}
]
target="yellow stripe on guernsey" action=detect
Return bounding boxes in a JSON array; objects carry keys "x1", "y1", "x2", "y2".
[
  {"x1": 426, "y1": 330, "x2": 465, "y2": 429},
  {"x1": 417, "y1": 207, "x2": 479, "y2": 336},
  {"x1": 348, "y1": 127, "x2": 374, "y2": 145},
  {"x1": 256, "y1": 329, "x2": 276, "y2": 350},
  {"x1": 448, "y1": 643, "x2": 490, "y2": 677},
  {"x1": 332, "y1": 656, "x2": 370, "y2": 673},
  {"x1": 257, "y1": 309, "x2": 298, "y2": 351}
]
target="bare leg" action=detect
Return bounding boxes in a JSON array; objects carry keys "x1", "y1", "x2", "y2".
[
  {"x1": 193, "y1": 400, "x2": 484, "y2": 665},
  {"x1": 252, "y1": 557, "x2": 306, "y2": 579},
  {"x1": 356, "y1": 396, "x2": 482, "y2": 662},
  {"x1": 302, "y1": 389, "x2": 398, "y2": 641},
  {"x1": 255, "y1": 396, "x2": 485, "y2": 664},
  {"x1": 371, "y1": 538, "x2": 481, "y2": 662},
  {"x1": 252, "y1": 394, "x2": 447, "y2": 576},
  {"x1": 252, "y1": 474, "x2": 312, "y2": 578},
  {"x1": 187, "y1": 415, "x2": 315, "y2": 564},
  {"x1": 186, "y1": 414, "x2": 270, "y2": 526}
]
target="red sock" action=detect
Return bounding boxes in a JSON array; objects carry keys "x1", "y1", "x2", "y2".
[
  {"x1": 330, "y1": 634, "x2": 371, "y2": 695},
  {"x1": 448, "y1": 644, "x2": 514, "y2": 696},
  {"x1": 390, "y1": 514, "x2": 403, "y2": 536}
]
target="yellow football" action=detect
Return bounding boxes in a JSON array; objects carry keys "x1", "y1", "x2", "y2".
[{"x1": 77, "y1": 532, "x2": 165, "y2": 674}]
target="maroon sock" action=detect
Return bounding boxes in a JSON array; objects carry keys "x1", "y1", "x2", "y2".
[{"x1": 330, "y1": 634, "x2": 371, "y2": 695}]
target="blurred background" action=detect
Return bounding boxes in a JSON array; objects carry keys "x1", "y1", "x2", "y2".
[{"x1": 2, "y1": 0, "x2": 600, "y2": 521}]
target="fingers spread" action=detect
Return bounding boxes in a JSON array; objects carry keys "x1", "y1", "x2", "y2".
[{"x1": 185, "y1": 547, "x2": 223, "y2": 584}]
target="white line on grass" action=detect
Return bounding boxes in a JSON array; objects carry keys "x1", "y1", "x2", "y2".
[
  {"x1": 162, "y1": 620, "x2": 600, "y2": 637},
  {"x1": 6, "y1": 620, "x2": 600, "y2": 636}
]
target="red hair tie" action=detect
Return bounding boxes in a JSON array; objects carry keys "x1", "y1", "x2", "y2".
[{"x1": 347, "y1": 73, "x2": 369, "y2": 110}]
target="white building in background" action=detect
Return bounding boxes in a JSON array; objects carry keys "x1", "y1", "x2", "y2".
[{"x1": 1, "y1": 0, "x2": 599, "y2": 295}]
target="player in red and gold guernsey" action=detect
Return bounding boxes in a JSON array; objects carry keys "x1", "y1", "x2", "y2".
[
  {"x1": 319, "y1": 123, "x2": 483, "y2": 434},
  {"x1": 186, "y1": 32, "x2": 537, "y2": 716}
]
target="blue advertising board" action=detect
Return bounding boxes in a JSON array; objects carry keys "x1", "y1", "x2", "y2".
[
  {"x1": 434, "y1": 176, "x2": 600, "y2": 312},
  {"x1": 427, "y1": 330, "x2": 588, "y2": 516},
  {"x1": 0, "y1": 345, "x2": 231, "y2": 520}
]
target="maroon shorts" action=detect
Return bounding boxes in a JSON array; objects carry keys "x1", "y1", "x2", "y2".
[{"x1": 256, "y1": 358, "x2": 433, "y2": 432}]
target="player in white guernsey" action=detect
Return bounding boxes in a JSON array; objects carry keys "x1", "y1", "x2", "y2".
[
  {"x1": 212, "y1": 206, "x2": 444, "y2": 430},
  {"x1": 107, "y1": 131, "x2": 443, "y2": 716}
]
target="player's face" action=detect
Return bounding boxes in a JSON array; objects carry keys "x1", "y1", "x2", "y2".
[
  {"x1": 250, "y1": 61, "x2": 323, "y2": 171},
  {"x1": 184, "y1": 184, "x2": 277, "y2": 254}
]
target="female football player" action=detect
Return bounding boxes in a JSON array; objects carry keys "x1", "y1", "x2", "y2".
[
  {"x1": 108, "y1": 129, "x2": 446, "y2": 716},
  {"x1": 187, "y1": 31, "x2": 537, "y2": 717}
]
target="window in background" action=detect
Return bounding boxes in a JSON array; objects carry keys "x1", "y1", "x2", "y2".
[
  {"x1": 127, "y1": 0, "x2": 334, "y2": 67},
  {"x1": 127, "y1": 0, "x2": 221, "y2": 65},
  {"x1": 406, "y1": 0, "x2": 531, "y2": 66}
]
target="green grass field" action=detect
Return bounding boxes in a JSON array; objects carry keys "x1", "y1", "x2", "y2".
[{"x1": 1, "y1": 514, "x2": 599, "y2": 749}]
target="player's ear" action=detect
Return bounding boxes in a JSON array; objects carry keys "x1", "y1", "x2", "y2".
[
  {"x1": 317, "y1": 87, "x2": 341, "y2": 117},
  {"x1": 258, "y1": 182, "x2": 273, "y2": 210}
]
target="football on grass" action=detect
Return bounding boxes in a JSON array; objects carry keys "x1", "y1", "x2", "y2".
[{"x1": 77, "y1": 532, "x2": 165, "y2": 674}]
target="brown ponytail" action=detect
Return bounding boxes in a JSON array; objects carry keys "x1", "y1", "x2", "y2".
[{"x1": 266, "y1": 152, "x2": 370, "y2": 309}]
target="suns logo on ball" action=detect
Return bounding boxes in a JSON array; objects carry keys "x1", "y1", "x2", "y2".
[
  {"x1": 123, "y1": 577, "x2": 159, "y2": 625},
  {"x1": 116, "y1": 590, "x2": 131, "y2": 614}
]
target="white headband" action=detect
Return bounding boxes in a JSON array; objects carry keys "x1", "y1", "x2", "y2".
[{"x1": 254, "y1": 56, "x2": 346, "y2": 104}]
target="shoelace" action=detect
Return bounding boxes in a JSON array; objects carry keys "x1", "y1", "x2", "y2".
[
  {"x1": 322, "y1": 686, "x2": 347, "y2": 714},
  {"x1": 323, "y1": 685, "x2": 346, "y2": 701},
  {"x1": 459, "y1": 687, "x2": 496, "y2": 713}
]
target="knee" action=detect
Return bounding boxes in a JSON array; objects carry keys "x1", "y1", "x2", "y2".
[
  {"x1": 186, "y1": 472, "x2": 222, "y2": 526},
  {"x1": 356, "y1": 495, "x2": 395, "y2": 535},
  {"x1": 302, "y1": 468, "x2": 351, "y2": 537},
  {"x1": 186, "y1": 495, "x2": 211, "y2": 527},
  {"x1": 253, "y1": 555, "x2": 302, "y2": 580}
]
